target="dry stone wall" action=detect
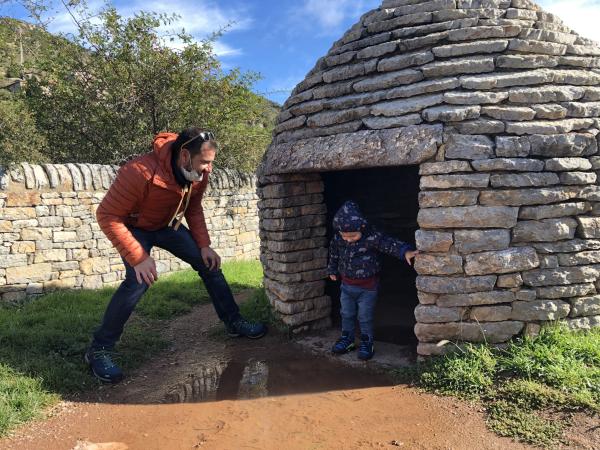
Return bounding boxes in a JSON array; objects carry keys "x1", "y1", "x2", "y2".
[
  {"x1": 0, "y1": 163, "x2": 259, "y2": 302},
  {"x1": 258, "y1": 0, "x2": 600, "y2": 351},
  {"x1": 258, "y1": 173, "x2": 331, "y2": 332}
]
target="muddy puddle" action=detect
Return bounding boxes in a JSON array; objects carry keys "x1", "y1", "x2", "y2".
[{"x1": 163, "y1": 339, "x2": 394, "y2": 404}]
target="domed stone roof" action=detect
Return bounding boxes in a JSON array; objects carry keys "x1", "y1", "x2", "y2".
[{"x1": 260, "y1": 0, "x2": 600, "y2": 175}]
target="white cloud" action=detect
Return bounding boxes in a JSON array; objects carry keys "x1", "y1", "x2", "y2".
[
  {"x1": 43, "y1": 0, "x2": 248, "y2": 57},
  {"x1": 45, "y1": 12, "x2": 81, "y2": 35},
  {"x1": 133, "y1": 0, "x2": 252, "y2": 37},
  {"x1": 299, "y1": 0, "x2": 380, "y2": 33},
  {"x1": 539, "y1": 0, "x2": 600, "y2": 43},
  {"x1": 211, "y1": 41, "x2": 243, "y2": 57},
  {"x1": 44, "y1": 0, "x2": 105, "y2": 35},
  {"x1": 302, "y1": 0, "x2": 348, "y2": 28}
]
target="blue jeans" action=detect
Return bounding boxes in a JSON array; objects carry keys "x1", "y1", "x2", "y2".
[
  {"x1": 91, "y1": 226, "x2": 241, "y2": 349},
  {"x1": 340, "y1": 282, "x2": 378, "y2": 339}
]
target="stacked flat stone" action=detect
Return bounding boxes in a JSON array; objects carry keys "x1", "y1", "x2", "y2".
[
  {"x1": 0, "y1": 164, "x2": 260, "y2": 302},
  {"x1": 258, "y1": 173, "x2": 331, "y2": 331},
  {"x1": 257, "y1": 0, "x2": 600, "y2": 350}
]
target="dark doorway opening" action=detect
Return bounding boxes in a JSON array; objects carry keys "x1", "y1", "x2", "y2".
[{"x1": 323, "y1": 166, "x2": 420, "y2": 346}]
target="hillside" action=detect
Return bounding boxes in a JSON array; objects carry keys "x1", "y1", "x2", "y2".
[{"x1": 0, "y1": 17, "x2": 50, "y2": 79}]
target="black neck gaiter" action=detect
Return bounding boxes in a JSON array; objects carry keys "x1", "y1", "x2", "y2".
[{"x1": 171, "y1": 150, "x2": 191, "y2": 188}]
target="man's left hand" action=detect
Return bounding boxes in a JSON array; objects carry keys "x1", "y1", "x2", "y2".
[{"x1": 201, "y1": 247, "x2": 222, "y2": 271}]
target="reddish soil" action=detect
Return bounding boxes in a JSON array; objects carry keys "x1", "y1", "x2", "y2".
[{"x1": 0, "y1": 294, "x2": 540, "y2": 450}]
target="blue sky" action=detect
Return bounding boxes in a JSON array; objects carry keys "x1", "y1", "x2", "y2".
[{"x1": 2, "y1": 0, "x2": 600, "y2": 105}]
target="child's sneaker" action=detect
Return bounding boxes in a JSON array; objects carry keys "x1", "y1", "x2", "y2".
[
  {"x1": 358, "y1": 334, "x2": 374, "y2": 360},
  {"x1": 332, "y1": 331, "x2": 355, "y2": 354}
]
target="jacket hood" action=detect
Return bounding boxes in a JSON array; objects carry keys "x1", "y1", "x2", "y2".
[
  {"x1": 333, "y1": 200, "x2": 368, "y2": 232},
  {"x1": 153, "y1": 132, "x2": 177, "y2": 162},
  {"x1": 149, "y1": 132, "x2": 180, "y2": 190}
]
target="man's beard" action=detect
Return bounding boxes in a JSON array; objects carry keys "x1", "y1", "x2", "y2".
[{"x1": 181, "y1": 163, "x2": 204, "y2": 182}]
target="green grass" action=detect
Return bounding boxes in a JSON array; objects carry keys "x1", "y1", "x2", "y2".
[
  {"x1": 396, "y1": 325, "x2": 600, "y2": 448},
  {"x1": 487, "y1": 399, "x2": 563, "y2": 448},
  {"x1": 0, "y1": 260, "x2": 265, "y2": 437},
  {"x1": 138, "y1": 259, "x2": 263, "y2": 319},
  {"x1": 0, "y1": 364, "x2": 58, "y2": 435}
]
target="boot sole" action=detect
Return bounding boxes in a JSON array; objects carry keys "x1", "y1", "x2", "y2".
[{"x1": 84, "y1": 353, "x2": 124, "y2": 384}]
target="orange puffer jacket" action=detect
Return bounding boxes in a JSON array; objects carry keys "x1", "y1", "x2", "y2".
[{"x1": 97, "y1": 132, "x2": 211, "y2": 266}]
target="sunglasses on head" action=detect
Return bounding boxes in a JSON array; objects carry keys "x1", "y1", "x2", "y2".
[{"x1": 182, "y1": 131, "x2": 216, "y2": 149}]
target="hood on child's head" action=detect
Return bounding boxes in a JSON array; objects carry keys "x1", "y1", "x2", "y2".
[{"x1": 333, "y1": 200, "x2": 368, "y2": 232}]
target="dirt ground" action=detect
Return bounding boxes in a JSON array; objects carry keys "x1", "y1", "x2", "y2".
[{"x1": 0, "y1": 294, "x2": 593, "y2": 450}]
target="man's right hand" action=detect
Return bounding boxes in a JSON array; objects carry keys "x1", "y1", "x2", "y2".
[
  {"x1": 134, "y1": 256, "x2": 158, "y2": 285},
  {"x1": 329, "y1": 274, "x2": 338, "y2": 281}
]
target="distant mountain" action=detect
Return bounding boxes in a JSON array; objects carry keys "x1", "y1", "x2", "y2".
[{"x1": 263, "y1": 98, "x2": 281, "y2": 127}]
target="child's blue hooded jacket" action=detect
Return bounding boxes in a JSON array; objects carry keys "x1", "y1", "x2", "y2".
[{"x1": 327, "y1": 201, "x2": 413, "y2": 280}]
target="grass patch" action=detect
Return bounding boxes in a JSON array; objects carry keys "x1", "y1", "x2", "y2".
[
  {"x1": 138, "y1": 259, "x2": 263, "y2": 319},
  {"x1": 419, "y1": 344, "x2": 496, "y2": 399},
  {"x1": 239, "y1": 288, "x2": 288, "y2": 333},
  {"x1": 487, "y1": 400, "x2": 563, "y2": 448},
  {"x1": 0, "y1": 260, "x2": 264, "y2": 437},
  {"x1": 0, "y1": 364, "x2": 58, "y2": 434},
  {"x1": 395, "y1": 325, "x2": 600, "y2": 448}
]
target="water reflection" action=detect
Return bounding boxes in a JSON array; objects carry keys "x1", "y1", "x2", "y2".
[
  {"x1": 164, "y1": 352, "x2": 393, "y2": 404},
  {"x1": 165, "y1": 364, "x2": 225, "y2": 403}
]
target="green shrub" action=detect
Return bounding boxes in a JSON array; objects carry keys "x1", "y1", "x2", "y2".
[{"x1": 0, "y1": 96, "x2": 46, "y2": 165}]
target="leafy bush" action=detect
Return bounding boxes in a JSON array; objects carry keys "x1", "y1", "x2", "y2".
[
  {"x1": 6, "y1": 6, "x2": 275, "y2": 169},
  {"x1": 0, "y1": 96, "x2": 46, "y2": 165}
]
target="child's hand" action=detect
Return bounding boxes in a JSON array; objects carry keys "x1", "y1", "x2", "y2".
[
  {"x1": 329, "y1": 274, "x2": 338, "y2": 281},
  {"x1": 405, "y1": 250, "x2": 419, "y2": 266}
]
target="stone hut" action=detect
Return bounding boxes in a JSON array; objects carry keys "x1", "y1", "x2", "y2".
[{"x1": 258, "y1": 0, "x2": 600, "y2": 355}]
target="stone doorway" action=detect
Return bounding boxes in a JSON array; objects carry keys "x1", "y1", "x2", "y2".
[{"x1": 323, "y1": 166, "x2": 420, "y2": 346}]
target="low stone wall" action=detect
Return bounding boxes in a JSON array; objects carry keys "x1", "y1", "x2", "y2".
[{"x1": 0, "y1": 163, "x2": 259, "y2": 302}]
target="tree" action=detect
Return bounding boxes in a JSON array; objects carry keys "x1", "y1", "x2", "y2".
[
  {"x1": 21, "y1": 2, "x2": 274, "y2": 171},
  {"x1": 0, "y1": 93, "x2": 47, "y2": 165}
]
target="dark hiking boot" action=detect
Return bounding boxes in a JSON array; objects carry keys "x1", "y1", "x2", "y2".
[
  {"x1": 358, "y1": 334, "x2": 374, "y2": 361},
  {"x1": 332, "y1": 331, "x2": 356, "y2": 354},
  {"x1": 84, "y1": 347, "x2": 124, "y2": 383},
  {"x1": 226, "y1": 317, "x2": 268, "y2": 339}
]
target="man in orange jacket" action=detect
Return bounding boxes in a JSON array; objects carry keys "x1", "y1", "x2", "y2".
[{"x1": 85, "y1": 127, "x2": 267, "y2": 383}]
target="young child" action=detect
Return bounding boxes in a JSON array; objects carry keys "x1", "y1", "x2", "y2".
[{"x1": 327, "y1": 200, "x2": 418, "y2": 360}]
